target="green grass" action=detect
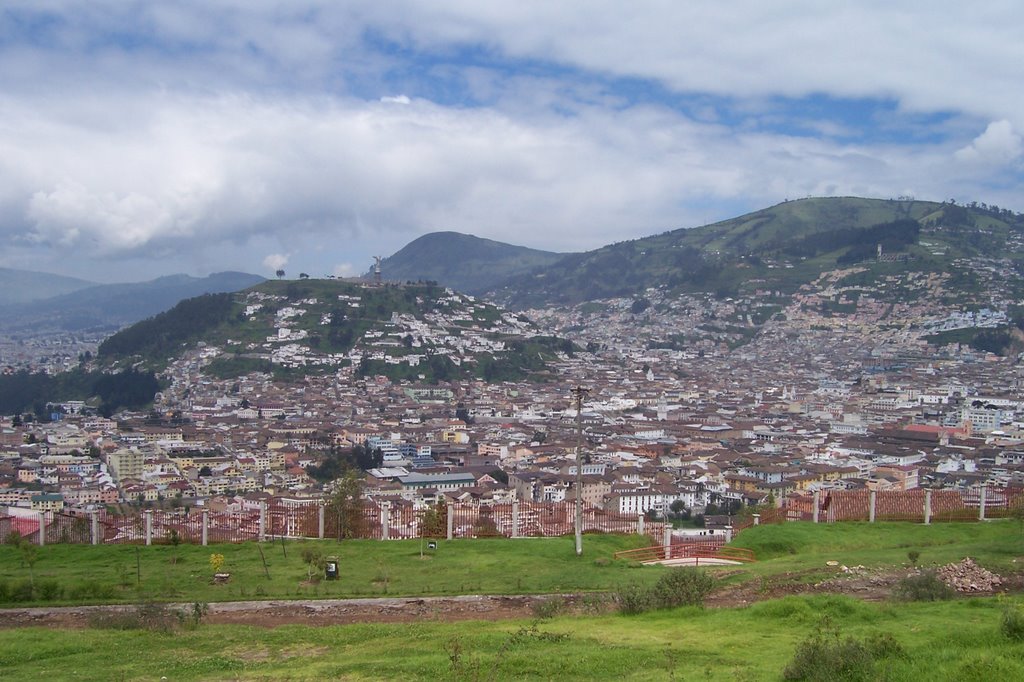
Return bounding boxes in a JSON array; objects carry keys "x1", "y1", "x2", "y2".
[
  {"x1": 3, "y1": 522, "x2": 1024, "y2": 679},
  {"x1": 2, "y1": 596, "x2": 1024, "y2": 680},
  {"x1": 0, "y1": 534, "x2": 654, "y2": 605}
]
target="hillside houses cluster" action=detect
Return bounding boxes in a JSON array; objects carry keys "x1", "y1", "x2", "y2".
[{"x1": 5, "y1": 309, "x2": 1024, "y2": 526}]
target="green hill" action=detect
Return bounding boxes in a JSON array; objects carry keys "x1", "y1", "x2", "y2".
[
  {"x1": 378, "y1": 231, "x2": 567, "y2": 295},
  {"x1": 492, "y1": 197, "x2": 1024, "y2": 306},
  {"x1": 97, "y1": 278, "x2": 572, "y2": 382},
  {"x1": 0, "y1": 267, "x2": 94, "y2": 306}
]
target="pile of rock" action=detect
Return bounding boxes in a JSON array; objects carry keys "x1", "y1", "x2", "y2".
[{"x1": 936, "y1": 558, "x2": 1002, "y2": 592}]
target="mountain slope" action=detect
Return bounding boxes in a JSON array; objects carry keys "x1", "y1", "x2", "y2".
[
  {"x1": 0, "y1": 267, "x2": 95, "y2": 306},
  {"x1": 378, "y1": 232, "x2": 567, "y2": 294},
  {"x1": 98, "y1": 278, "x2": 572, "y2": 382},
  {"x1": 491, "y1": 197, "x2": 1024, "y2": 307},
  {"x1": 0, "y1": 271, "x2": 265, "y2": 334}
]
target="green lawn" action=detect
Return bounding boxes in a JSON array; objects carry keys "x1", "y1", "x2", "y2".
[
  {"x1": 2, "y1": 596, "x2": 1023, "y2": 680},
  {"x1": 0, "y1": 534, "x2": 655, "y2": 605},
  {"x1": 3, "y1": 522, "x2": 1024, "y2": 679},
  {"x1": 4, "y1": 521, "x2": 1024, "y2": 606}
]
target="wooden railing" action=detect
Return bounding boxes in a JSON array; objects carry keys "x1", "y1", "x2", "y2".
[{"x1": 614, "y1": 543, "x2": 755, "y2": 564}]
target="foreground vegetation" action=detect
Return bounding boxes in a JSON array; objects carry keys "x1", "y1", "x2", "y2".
[
  {"x1": 3, "y1": 521, "x2": 1024, "y2": 678},
  {"x1": 2, "y1": 595, "x2": 1024, "y2": 680},
  {"x1": 3, "y1": 520, "x2": 1023, "y2": 606},
  {"x1": 0, "y1": 534, "x2": 654, "y2": 605}
]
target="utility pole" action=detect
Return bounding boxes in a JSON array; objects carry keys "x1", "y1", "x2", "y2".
[{"x1": 571, "y1": 385, "x2": 589, "y2": 557}]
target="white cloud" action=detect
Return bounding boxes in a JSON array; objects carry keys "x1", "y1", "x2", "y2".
[
  {"x1": 262, "y1": 253, "x2": 289, "y2": 272},
  {"x1": 954, "y1": 120, "x2": 1023, "y2": 165},
  {"x1": 333, "y1": 262, "x2": 358, "y2": 278},
  {"x1": 0, "y1": 2, "x2": 1022, "y2": 281}
]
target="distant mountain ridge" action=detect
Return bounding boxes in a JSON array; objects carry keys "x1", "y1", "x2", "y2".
[
  {"x1": 0, "y1": 271, "x2": 265, "y2": 334},
  {"x1": 377, "y1": 231, "x2": 567, "y2": 294},
  {"x1": 0, "y1": 267, "x2": 95, "y2": 306},
  {"x1": 486, "y1": 196, "x2": 1024, "y2": 306}
]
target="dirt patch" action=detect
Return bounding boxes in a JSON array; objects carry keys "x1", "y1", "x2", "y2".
[{"x1": 0, "y1": 595, "x2": 596, "y2": 629}]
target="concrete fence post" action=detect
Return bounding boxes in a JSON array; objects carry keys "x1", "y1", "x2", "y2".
[
  {"x1": 979, "y1": 486, "x2": 987, "y2": 521},
  {"x1": 869, "y1": 490, "x2": 877, "y2": 523},
  {"x1": 381, "y1": 501, "x2": 391, "y2": 541},
  {"x1": 662, "y1": 524, "x2": 672, "y2": 559},
  {"x1": 812, "y1": 490, "x2": 820, "y2": 524},
  {"x1": 752, "y1": 513, "x2": 761, "y2": 526},
  {"x1": 511, "y1": 501, "x2": 520, "y2": 538},
  {"x1": 144, "y1": 509, "x2": 153, "y2": 546},
  {"x1": 38, "y1": 512, "x2": 46, "y2": 546},
  {"x1": 318, "y1": 504, "x2": 325, "y2": 540},
  {"x1": 924, "y1": 489, "x2": 932, "y2": 525},
  {"x1": 201, "y1": 509, "x2": 209, "y2": 546},
  {"x1": 91, "y1": 511, "x2": 100, "y2": 546},
  {"x1": 258, "y1": 502, "x2": 267, "y2": 542},
  {"x1": 446, "y1": 504, "x2": 454, "y2": 541},
  {"x1": 637, "y1": 513, "x2": 645, "y2": 536}
]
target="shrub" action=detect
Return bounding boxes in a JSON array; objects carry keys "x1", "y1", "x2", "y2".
[
  {"x1": 36, "y1": 579, "x2": 63, "y2": 601},
  {"x1": 68, "y1": 580, "x2": 116, "y2": 601},
  {"x1": 10, "y1": 580, "x2": 34, "y2": 602},
  {"x1": 615, "y1": 582, "x2": 654, "y2": 615},
  {"x1": 652, "y1": 568, "x2": 715, "y2": 608},
  {"x1": 907, "y1": 550, "x2": 920, "y2": 566},
  {"x1": 0, "y1": 580, "x2": 8, "y2": 602},
  {"x1": 1001, "y1": 605, "x2": 1024, "y2": 641},
  {"x1": 893, "y1": 569, "x2": 955, "y2": 602},
  {"x1": 783, "y1": 631, "x2": 875, "y2": 681},
  {"x1": 783, "y1": 618, "x2": 903, "y2": 681},
  {"x1": 531, "y1": 596, "x2": 566, "y2": 619}
]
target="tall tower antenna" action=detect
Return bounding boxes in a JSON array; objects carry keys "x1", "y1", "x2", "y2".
[{"x1": 373, "y1": 256, "x2": 382, "y2": 285}]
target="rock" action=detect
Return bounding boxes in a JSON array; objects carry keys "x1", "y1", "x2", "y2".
[{"x1": 936, "y1": 557, "x2": 1002, "y2": 592}]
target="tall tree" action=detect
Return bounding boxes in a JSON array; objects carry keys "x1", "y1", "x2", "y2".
[{"x1": 327, "y1": 469, "x2": 366, "y2": 540}]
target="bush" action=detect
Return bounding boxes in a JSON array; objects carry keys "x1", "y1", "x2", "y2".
[
  {"x1": 531, "y1": 596, "x2": 566, "y2": 619},
  {"x1": 36, "y1": 579, "x2": 63, "y2": 601},
  {"x1": 68, "y1": 580, "x2": 116, "y2": 601},
  {"x1": 652, "y1": 568, "x2": 715, "y2": 608},
  {"x1": 893, "y1": 569, "x2": 955, "y2": 602},
  {"x1": 783, "y1": 618, "x2": 904, "y2": 681},
  {"x1": 615, "y1": 582, "x2": 654, "y2": 615},
  {"x1": 1001, "y1": 605, "x2": 1024, "y2": 641}
]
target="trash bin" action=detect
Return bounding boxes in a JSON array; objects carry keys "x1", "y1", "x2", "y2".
[{"x1": 325, "y1": 556, "x2": 339, "y2": 581}]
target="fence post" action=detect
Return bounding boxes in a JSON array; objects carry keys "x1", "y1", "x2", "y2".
[
  {"x1": 144, "y1": 509, "x2": 153, "y2": 546},
  {"x1": 869, "y1": 490, "x2": 876, "y2": 523},
  {"x1": 447, "y1": 503, "x2": 454, "y2": 541},
  {"x1": 318, "y1": 504, "x2": 325, "y2": 539},
  {"x1": 979, "y1": 486, "x2": 987, "y2": 521},
  {"x1": 259, "y1": 502, "x2": 267, "y2": 542},
  {"x1": 662, "y1": 523, "x2": 671, "y2": 559},
  {"x1": 91, "y1": 511, "x2": 100, "y2": 545},
  {"x1": 725, "y1": 526, "x2": 733, "y2": 543},
  {"x1": 381, "y1": 501, "x2": 391, "y2": 540},
  {"x1": 924, "y1": 489, "x2": 932, "y2": 525},
  {"x1": 201, "y1": 509, "x2": 209, "y2": 546},
  {"x1": 37, "y1": 512, "x2": 46, "y2": 546},
  {"x1": 637, "y1": 513, "x2": 645, "y2": 536},
  {"x1": 752, "y1": 513, "x2": 761, "y2": 526},
  {"x1": 511, "y1": 501, "x2": 520, "y2": 538},
  {"x1": 812, "y1": 490, "x2": 820, "y2": 523}
]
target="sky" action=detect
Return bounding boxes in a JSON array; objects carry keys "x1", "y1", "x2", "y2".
[{"x1": 0, "y1": 1, "x2": 1022, "y2": 283}]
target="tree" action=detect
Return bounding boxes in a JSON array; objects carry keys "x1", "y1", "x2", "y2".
[
  {"x1": 276, "y1": 269, "x2": 285, "y2": 279},
  {"x1": 299, "y1": 272, "x2": 310, "y2": 280},
  {"x1": 327, "y1": 469, "x2": 366, "y2": 540}
]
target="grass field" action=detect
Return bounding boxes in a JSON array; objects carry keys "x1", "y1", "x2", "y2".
[
  {"x1": 3, "y1": 521, "x2": 1024, "y2": 679},
  {"x1": 2, "y1": 595, "x2": 1023, "y2": 680},
  {"x1": 0, "y1": 534, "x2": 655, "y2": 605}
]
